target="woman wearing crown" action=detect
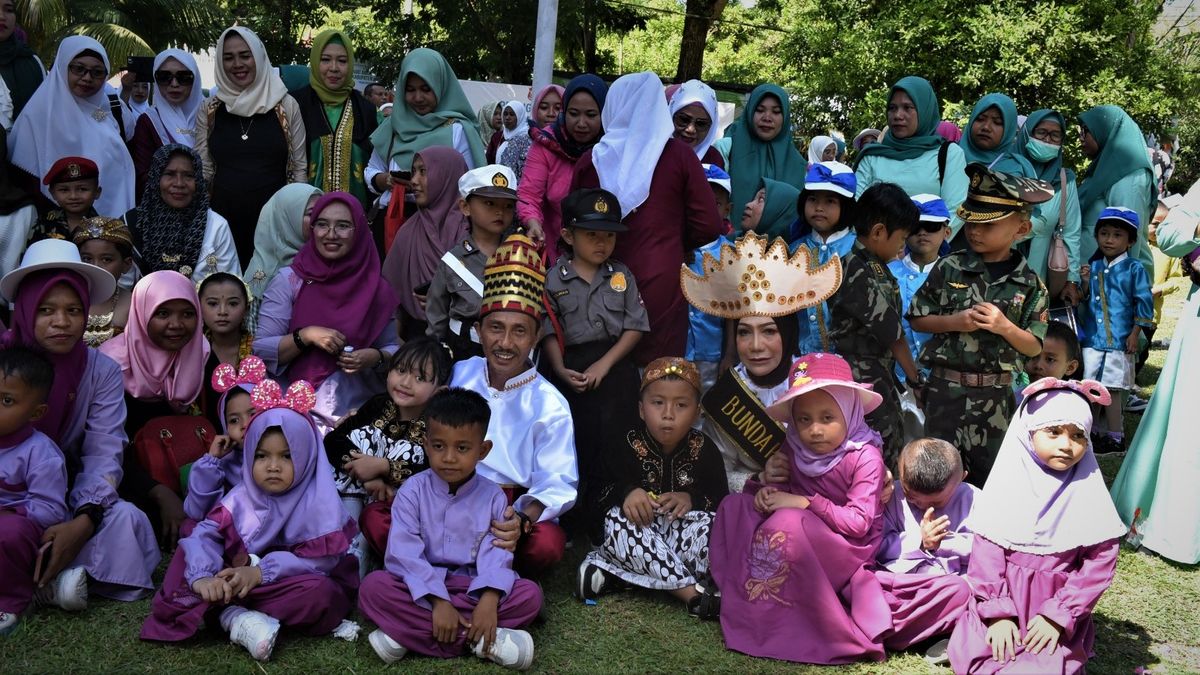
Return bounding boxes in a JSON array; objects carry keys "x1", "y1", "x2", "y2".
[{"x1": 681, "y1": 232, "x2": 843, "y2": 492}]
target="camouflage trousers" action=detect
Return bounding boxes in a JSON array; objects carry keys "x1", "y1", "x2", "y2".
[
  {"x1": 923, "y1": 377, "x2": 1013, "y2": 487},
  {"x1": 845, "y1": 355, "x2": 904, "y2": 468}
]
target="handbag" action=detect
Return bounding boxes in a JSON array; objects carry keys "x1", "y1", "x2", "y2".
[
  {"x1": 132, "y1": 415, "x2": 217, "y2": 496},
  {"x1": 1045, "y1": 168, "x2": 1070, "y2": 297}
]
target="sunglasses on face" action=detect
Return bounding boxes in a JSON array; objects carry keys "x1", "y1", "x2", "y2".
[
  {"x1": 915, "y1": 221, "x2": 948, "y2": 234},
  {"x1": 154, "y1": 70, "x2": 196, "y2": 86},
  {"x1": 67, "y1": 63, "x2": 107, "y2": 80},
  {"x1": 673, "y1": 112, "x2": 712, "y2": 132}
]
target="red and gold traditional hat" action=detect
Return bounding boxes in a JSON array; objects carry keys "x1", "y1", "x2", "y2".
[
  {"x1": 480, "y1": 233, "x2": 546, "y2": 320},
  {"x1": 680, "y1": 232, "x2": 842, "y2": 319}
]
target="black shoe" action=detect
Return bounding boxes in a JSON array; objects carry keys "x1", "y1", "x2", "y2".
[
  {"x1": 1091, "y1": 432, "x2": 1124, "y2": 454},
  {"x1": 688, "y1": 575, "x2": 721, "y2": 620},
  {"x1": 576, "y1": 561, "x2": 610, "y2": 601}
]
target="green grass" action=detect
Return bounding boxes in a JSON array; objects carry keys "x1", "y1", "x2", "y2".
[{"x1": 4, "y1": 288, "x2": 1198, "y2": 674}]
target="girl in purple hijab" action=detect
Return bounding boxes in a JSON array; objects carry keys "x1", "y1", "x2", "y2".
[
  {"x1": 949, "y1": 378, "x2": 1126, "y2": 674},
  {"x1": 141, "y1": 385, "x2": 359, "y2": 661},
  {"x1": 708, "y1": 353, "x2": 891, "y2": 664}
]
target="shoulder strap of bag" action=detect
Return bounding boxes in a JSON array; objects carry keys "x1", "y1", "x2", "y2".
[
  {"x1": 938, "y1": 140, "x2": 950, "y2": 184},
  {"x1": 1058, "y1": 168, "x2": 1068, "y2": 231}
]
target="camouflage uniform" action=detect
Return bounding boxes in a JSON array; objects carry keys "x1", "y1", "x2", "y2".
[
  {"x1": 828, "y1": 239, "x2": 907, "y2": 465},
  {"x1": 908, "y1": 248, "x2": 1049, "y2": 487}
]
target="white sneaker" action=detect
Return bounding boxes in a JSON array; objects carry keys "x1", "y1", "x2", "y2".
[
  {"x1": 368, "y1": 629, "x2": 408, "y2": 663},
  {"x1": 924, "y1": 637, "x2": 950, "y2": 665},
  {"x1": 474, "y1": 627, "x2": 535, "y2": 670},
  {"x1": 228, "y1": 610, "x2": 280, "y2": 661},
  {"x1": 0, "y1": 611, "x2": 19, "y2": 636},
  {"x1": 34, "y1": 566, "x2": 88, "y2": 611}
]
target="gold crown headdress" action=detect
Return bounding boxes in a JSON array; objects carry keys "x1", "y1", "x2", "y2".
[{"x1": 680, "y1": 232, "x2": 842, "y2": 319}]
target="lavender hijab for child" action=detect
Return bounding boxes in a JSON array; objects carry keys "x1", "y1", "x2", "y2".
[
  {"x1": 972, "y1": 385, "x2": 1127, "y2": 554},
  {"x1": 217, "y1": 408, "x2": 355, "y2": 555},
  {"x1": 788, "y1": 386, "x2": 883, "y2": 478}
]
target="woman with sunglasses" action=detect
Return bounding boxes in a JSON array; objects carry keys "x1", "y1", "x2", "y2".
[
  {"x1": 668, "y1": 79, "x2": 723, "y2": 168},
  {"x1": 130, "y1": 50, "x2": 204, "y2": 197},
  {"x1": 9, "y1": 36, "x2": 136, "y2": 217}
]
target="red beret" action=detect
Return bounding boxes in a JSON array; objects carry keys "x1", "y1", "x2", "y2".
[{"x1": 43, "y1": 157, "x2": 99, "y2": 186}]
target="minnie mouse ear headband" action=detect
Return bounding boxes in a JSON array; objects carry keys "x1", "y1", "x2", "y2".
[
  {"x1": 1021, "y1": 377, "x2": 1111, "y2": 407},
  {"x1": 766, "y1": 352, "x2": 882, "y2": 421},
  {"x1": 251, "y1": 378, "x2": 317, "y2": 416},
  {"x1": 211, "y1": 356, "x2": 268, "y2": 393}
]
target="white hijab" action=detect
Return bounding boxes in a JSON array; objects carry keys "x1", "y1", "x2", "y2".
[
  {"x1": 146, "y1": 49, "x2": 203, "y2": 148},
  {"x1": 214, "y1": 27, "x2": 288, "y2": 117},
  {"x1": 592, "y1": 71, "x2": 675, "y2": 216},
  {"x1": 8, "y1": 36, "x2": 136, "y2": 216},
  {"x1": 807, "y1": 135, "x2": 836, "y2": 165},
  {"x1": 668, "y1": 79, "x2": 719, "y2": 161},
  {"x1": 496, "y1": 100, "x2": 529, "y2": 162}
]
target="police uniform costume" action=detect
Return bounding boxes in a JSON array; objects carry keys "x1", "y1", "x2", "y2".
[
  {"x1": 542, "y1": 188, "x2": 648, "y2": 539},
  {"x1": 907, "y1": 164, "x2": 1053, "y2": 485}
]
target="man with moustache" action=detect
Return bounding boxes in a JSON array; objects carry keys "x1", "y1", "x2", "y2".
[{"x1": 450, "y1": 233, "x2": 578, "y2": 577}]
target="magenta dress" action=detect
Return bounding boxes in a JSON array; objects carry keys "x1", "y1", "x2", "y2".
[
  {"x1": 708, "y1": 444, "x2": 890, "y2": 664},
  {"x1": 948, "y1": 535, "x2": 1119, "y2": 674}
]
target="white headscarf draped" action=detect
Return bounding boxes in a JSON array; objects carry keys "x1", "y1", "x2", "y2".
[
  {"x1": 214, "y1": 27, "x2": 288, "y2": 117},
  {"x1": 146, "y1": 49, "x2": 203, "y2": 148},
  {"x1": 592, "y1": 72, "x2": 674, "y2": 217},
  {"x1": 496, "y1": 100, "x2": 529, "y2": 163},
  {"x1": 8, "y1": 36, "x2": 136, "y2": 215},
  {"x1": 668, "y1": 79, "x2": 719, "y2": 161},
  {"x1": 807, "y1": 135, "x2": 836, "y2": 164}
]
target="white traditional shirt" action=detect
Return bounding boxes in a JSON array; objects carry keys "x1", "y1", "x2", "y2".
[
  {"x1": 704, "y1": 361, "x2": 793, "y2": 493},
  {"x1": 451, "y1": 356, "x2": 578, "y2": 522}
]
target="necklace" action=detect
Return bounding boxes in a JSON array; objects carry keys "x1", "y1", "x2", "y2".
[{"x1": 238, "y1": 116, "x2": 254, "y2": 141}]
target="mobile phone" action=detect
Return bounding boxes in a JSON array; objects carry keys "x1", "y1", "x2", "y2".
[
  {"x1": 126, "y1": 56, "x2": 154, "y2": 83},
  {"x1": 390, "y1": 170, "x2": 412, "y2": 182},
  {"x1": 413, "y1": 282, "x2": 431, "y2": 296}
]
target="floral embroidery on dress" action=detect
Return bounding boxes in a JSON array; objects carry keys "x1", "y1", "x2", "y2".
[{"x1": 744, "y1": 529, "x2": 791, "y2": 605}]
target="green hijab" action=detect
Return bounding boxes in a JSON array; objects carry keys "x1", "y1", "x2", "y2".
[
  {"x1": 756, "y1": 177, "x2": 802, "y2": 241},
  {"x1": 0, "y1": 35, "x2": 43, "y2": 119},
  {"x1": 368, "y1": 48, "x2": 484, "y2": 171},
  {"x1": 1077, "y1": 105, "x2": 1155, "y2": 210},
  {"x1": 244, "y1": 183, "x2": 324, "y2": 310},
  {"x1": 857, "y1": 76, "x2": 944, "y2": 162},
  {"x1": 308, "y1": 30, "x2": 354, "y2": 105},
  {"x1": 1014, "y1": 109, "x2": 1072, "y2": 186},
  {"x1": 959, "y1": 92, "x2": 1035, "y2": 176},
  {"x1": 730, "y1": 83, "x2": 806, "y2": 233}
]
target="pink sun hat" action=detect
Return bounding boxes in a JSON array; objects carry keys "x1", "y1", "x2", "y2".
[{"x1": 766, "y1": 352, "x2": 882, "y2": 421}]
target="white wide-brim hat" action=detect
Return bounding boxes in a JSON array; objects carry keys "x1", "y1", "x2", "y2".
[{"x1": 1, "y1": 239, "x2": 117, "y2": 304}]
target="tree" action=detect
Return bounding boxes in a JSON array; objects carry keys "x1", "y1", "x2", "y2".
[
  {"x1": 221, "y1": 0, "x2": 351, "y2": 64},
  {"x1": 18, "y1": 0, "x2": 228, "y2": 68},
  {"x1": 675, "y1": 0, "x2": 727, "y2": 81}
]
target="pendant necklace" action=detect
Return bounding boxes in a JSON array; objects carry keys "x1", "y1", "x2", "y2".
[{"x1": 238, "y1": 117, "x2": 254, "y2": 141}]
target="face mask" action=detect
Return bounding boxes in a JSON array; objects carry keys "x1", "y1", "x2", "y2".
[{"x1": 1025, "y1": 138, "x2": 1061, "y2": 162}]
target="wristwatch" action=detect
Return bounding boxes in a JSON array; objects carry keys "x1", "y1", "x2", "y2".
[{"x1": 515, "y1": 510, "x2": 534, "y2": 539}]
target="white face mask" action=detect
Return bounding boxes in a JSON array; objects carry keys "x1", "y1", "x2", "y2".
[{"x1": 1025, "y1": 137, "x2": 1061, "y2": 163}]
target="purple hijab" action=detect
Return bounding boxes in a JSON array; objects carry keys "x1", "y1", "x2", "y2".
[
  {"x1": 381, "y1": 146, "x2": 468, "y2": 321},
  {"x1": 219, "y1": 407, "x2": 355, "y2": 555},
  {"x1": 214, "y1": 383, "x2": 254, "y2": 486},
  {"x1": 787, "y1": 386, "x2": 883, "y2": 478},
  {"x1": 972, "y1": 387, "x2": 1126, "y2": 554},
  {"x1": 2, "y1": 270, "x2": 90, "y2": 443},
  {"x1": 287, "y1": 192, "x2": 399, "y2": 388}
]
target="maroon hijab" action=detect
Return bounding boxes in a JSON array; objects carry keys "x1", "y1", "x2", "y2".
[
  {"x1": 287, "y1": 192, "x2": 398, "y2": 387},
  {"x1": 381, "y1": 146, "x2": 469, "y2": 321},
  {"x1": 2, "y1": 270, "x2": 90, "y2": 443}
]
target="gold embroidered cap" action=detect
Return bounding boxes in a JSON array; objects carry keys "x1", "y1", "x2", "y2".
[
  {"x1": 680, "y1": 232, "x2": 843, "y2": 319},
  {"x1": 641, "y1": 357, "x2": 701, "y2": 393},
  {"x1": 957, "y1": 163, "x2": 1054, "y2": 223},
  {"x1": 480, "y1": 233, "x2": 545, "y2": 320},
  {"x1": 73, "y1": 217, "x2": 134, "y2": 255}
]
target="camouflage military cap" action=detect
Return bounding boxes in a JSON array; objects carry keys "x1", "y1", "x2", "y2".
[{"x1": 957, "y1": 163, "x2": 1055, "y2": 224}]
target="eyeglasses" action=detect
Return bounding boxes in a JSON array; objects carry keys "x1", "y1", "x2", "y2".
[
  {"x1": 915, "y1": 221, "x2": 948, "y2": 234},
  {"x1": 154, "y1": 70, "x2": 196, "y2": 86},
  {"x1": 313, "y1": 221, "x2": 355, "y2": 236},
  {"x1": 67, "y1": 63, "x2": 107, "y2": 80},
  {"x1": 1032, "y1": 128, "x2": 1064, "y2": 143},
  {"x1": 673, "y1": 112, "x2": 712, "y2": 133}
]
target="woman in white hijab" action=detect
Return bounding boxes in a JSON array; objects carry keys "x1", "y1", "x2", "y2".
[
  {"x1": 497, "y1": 99, "x2": 532, "y2": 181},
  {"x1": 806, "y1": 134, "x2": 837, "y2": 165},
  {"x1": 193, "y1": 26, "x2": 307, "y2": 268},
  {"x1": 8, "y1": 36, "x2": 136, "y2": 217},
  {"x1": 130, "y1": 49, "x2": 204, "y2": 196},
  {"x1": 668, "y1": 79, "x2": 722, "y2": 166}
]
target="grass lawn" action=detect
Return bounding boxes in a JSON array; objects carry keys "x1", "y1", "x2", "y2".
[{"x1": 3, "y1": 286, "x2": 1198, "y2": 674}]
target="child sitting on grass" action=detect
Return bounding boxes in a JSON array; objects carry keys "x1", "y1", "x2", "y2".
[
  {"x1": 0, "y1": 347, "x2": 67, "y2": 636},
  {"x1": 949, "y1": 378, "x2": 1125, "y2": 673},
  {"x1": 141, "y1": 383, "x2": 359, "y2": 662},
  {"x1": 577, "y1": 358, "x2": 728, "y2": 617},
  {"x1": 324, "y1": 337, "x2": 451, "y2": 564},
  {"x1": 359, "y1": 388, "x2": 542, "y2": 669}
]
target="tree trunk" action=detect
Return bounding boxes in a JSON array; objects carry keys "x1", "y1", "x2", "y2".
[{"x1": 675, "y1": 0, "x2": 726, "y2": 81}]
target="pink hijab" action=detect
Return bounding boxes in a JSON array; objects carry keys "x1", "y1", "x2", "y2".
[
  {"x1": 533, "y1": 84, "x2": 565, "y2": 127},
  {"x1": 99, "y1": 270, "x2": 209, "y2": 410},
  {"x1": 935, "y1": 120, "x2": 962, "y2": 143},
  {"x1": 381, "y1": 146, "x2": 468, "y2": 321}
]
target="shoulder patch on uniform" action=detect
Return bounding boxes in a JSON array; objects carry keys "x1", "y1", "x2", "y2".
[
  {"x1": 869, "y1": 261, "x2": 886, "y2": 277},
  {"x1": 553, "y1": 289, "x2": 570, "y2": 298},
  {"x1": 949, "y1": 282, "x2": 968, "y2": 289},
  {"x1": 462, "y1": 239, "x2": 475, "y2": 253},
  {"x1": 610, "y1": 271, "x2": 627, "y2": 292}
]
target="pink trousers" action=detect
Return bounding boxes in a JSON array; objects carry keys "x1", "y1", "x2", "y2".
[{"x1": 0, "y1": 511, "x2": 42, "y2": 613}]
